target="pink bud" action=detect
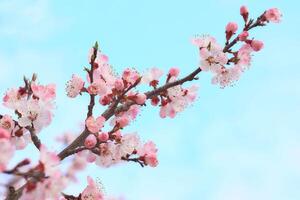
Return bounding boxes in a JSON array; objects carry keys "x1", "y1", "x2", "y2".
[
  {"x1": 98, "y1": 132, "x2": 109, "y2": 142},
  {"x1": 169, "y1": 67, "x2": 180, "y2": 77},
  {"x1": 238, "y1": 31, "x2": 249, "y2": 41},
  {"x1": 226, "y1": 22, "x2": 238, "y2": 33},
  {"x1": 114, "y1": 79, "x2": 124, "y2": 91},
  {"x1": 240, "y1": 6, "x2": 248, "y2": 16},
  {"x1": 84, "y1": 134, "x2": 97, "y2": 149},
  {"x1": 135, "y1": 93, "x2": 147, "y2": 105},
  {"x1": 251, "y1": 40, "x2": 264, "y2": 51},
  {"x1": 240, "y1": 6, "x2": 249, "y2": 22}
]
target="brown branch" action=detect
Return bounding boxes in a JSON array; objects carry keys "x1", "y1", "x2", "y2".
[
  {"x1": 28, "y1": 127, "x2": 41, "y2": 150},
  {"x1": 122, "y1": 157, "x2": 145, "y2": 167}
]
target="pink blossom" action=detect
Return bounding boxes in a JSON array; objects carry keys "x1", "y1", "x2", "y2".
[
  {"x1": 81, "y1": 176, "x2": 104, "y2": 200},
  {"x1": 114, "y1": 79, "x2": 125, "y2": 91},
  {"x1": 144, "y1": 153, "x2": 158, "y2": 167},
  {"x1": 251, "y1": 40, "x2": 264, "y2": 52},
  {"x1": 135, "y1": 93, "x2": 147, "y2": 105},
  {"x1": 84, "y1": 134, "x2": 97, "y2": 149},
  {"x1": 238, "y1": 31, "x2": 249, "y2": 41},
  {"x1": 86, "y1": 116, "x2": 106, "y2": 133},
  {"x1": 141, "y1": 67, "x2": 163, "y2": 85},
  {"x1": 122, "y1": 68, "x2": 140, "y2": 85},
  {"x1": 0, "y1": 115, "x2": 15, "y2": 132},
  {"x1": 264, "y1": 8, "x2": 282, "y2": 23},
  {"x1": 95, "y1": 52, "x2": 109, "y2": 67},
  {"x1": 169, "y1": 67, "x2": 180, "y2": 77},
  {"x1": 199, "y1": 39, "x2": 228, "y2": 73},
  {"x1": 137, "y1": 141, "x2": 157, "y2": 156},
  {"x1": 66, "y1": 74, "x2": 85, "y2": 98},
  {"x1": 211, "y1": 65, "x2": 242, "y2": 88},
  {"x1": 237, "y1": 44, "x2": 253, "y2": 68},
  {"x1": 3, "y1": 88, "x2": 24, "y2": 109},
  {"x1": 120, "y1": 133, "x2": 140, "y2": 155},
  {"x1": 98, "y1": 132, "x2": 109, "y2": 142},
  {"x1": 96, "y1": 142, "x2": 119, "y2": 167},
  {"x1": 31, "y1": 83, "x2": 56, "y2": 101},
  {"x1": 17, "y1": 98, "x2": 53, "y2": 132}
]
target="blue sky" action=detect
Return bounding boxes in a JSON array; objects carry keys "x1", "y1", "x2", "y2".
[{"x1": 0, "y1": 0, "x2": 299, "y2": 199}]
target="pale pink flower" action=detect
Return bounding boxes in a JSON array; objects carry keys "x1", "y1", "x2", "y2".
[
  {"x1": 264, "y1": 8, "x2": 282, "y2": 23},
  {"x1": 81, "y1": 176, "x2": 104, "y2": 200},
  {"x1": 17, "y1": 98, "x2": 53, "y2": 132},
  {"x1": 86, "y1": 116, "x2": 106, "y2": 133},
  {"x1": 3, "y1": 88, "x2": 24, "y2": 109},
  {"x1": 211, "y1": 65, "x2": 242, "y2": 88},
  {"x1": 141, "y1": 67, "x2": 163, "y2": 85},
  {"x1": 200, "y1": 45, "x2": 228, "y2": 73},
  {"x1": 237, "y1": 44, "x2": 253, "y2": 68},
  {"x1": 144, "y1": 153, "x2": 158, "y2": 167},
  {"x1": 31, "y1": 83, "x2": 56, "y2": 101},
  {"x1": 122, "y1": 68, "x2": 140, "y2": 85},
  {"x1": 251, "y1": 40, "x2": 264, "y2": 52},
  {"x1": 96, "y1": 142, "x2": 119, "y2": 167},
  {"x1": 87, "y1": 81, "x2": 110, "y2": 96},
  {"x1": 119, "y1": 133, "x2": 140, "y2": 156},
  {"x1": 137, "y1": 141, "x2": 157, "y2": 157},
  {"x1": 66, "y1": 74, "x2": 85, "y2": 98},
  {"x1": 84, "y1": 134, "x2": 97, "y2": 149},
  {"x1": 0, "y1": 115, "x2": 15, "y2": 132},
  {"x1": 114, "y1": 79, "x2": 125, "y2": 91}
]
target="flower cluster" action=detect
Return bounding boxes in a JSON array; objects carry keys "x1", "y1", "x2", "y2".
[
  {"x1": 1, "y1": 78, "x2": 56, "y2": 150},
  {"x1": 192, "y1": 6, "x2": 282, "y2": 88}
]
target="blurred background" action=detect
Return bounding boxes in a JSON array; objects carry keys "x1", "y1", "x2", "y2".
[{"x1": 0, "y1": 0, "x2": 299, "y2": 199}]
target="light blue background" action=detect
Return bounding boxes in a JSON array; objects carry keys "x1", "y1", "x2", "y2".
[{"x1": 0, "y1": 0, "x2": 299, "y2": 199}]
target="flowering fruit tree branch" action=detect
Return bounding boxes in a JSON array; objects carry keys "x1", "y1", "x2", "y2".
[{"x1": 0, "y1": 6, "x2": 282, "y2": 200}]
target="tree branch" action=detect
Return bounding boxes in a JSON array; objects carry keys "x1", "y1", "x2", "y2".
[{"x1": 58, "y1": 67, "x2": 202, "y2": 160}]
